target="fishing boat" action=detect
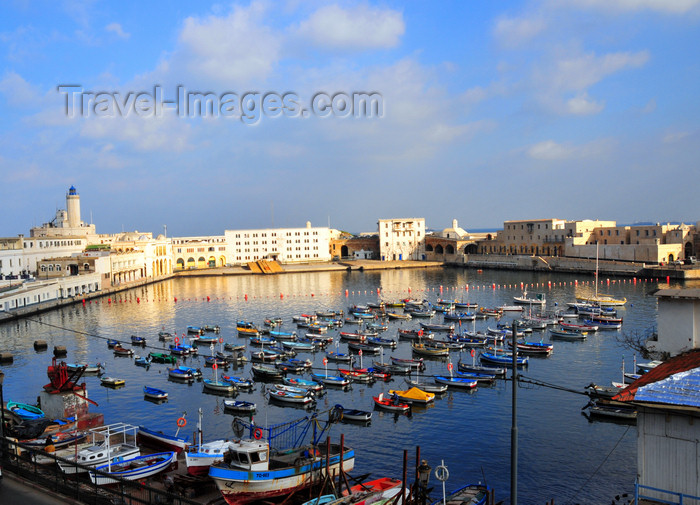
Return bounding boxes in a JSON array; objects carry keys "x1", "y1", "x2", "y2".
[
  {"x1": 89, "y1": 451, "x2": 176, "y2": 485},
  {"x1": 310, "y1": 373, "x2": 351, "y2": 387},
  {"x1": 585, "y1": 318, "x2": 622, "y2": 330},
  {"x1": 143, "y1": 386, "x2": 168, "y2": 400},
  {"x1": 397, "y1": 329, "x2": 433, "y2": 341},
  {"x1": 283, "y1": 377, "x2": 323, "y2": 392},
  {"x1": 223, "y1": 399, "x2": 257, "y2": 413},
  {"x1": 387, "y1": 387, "x2": 435, "y2": 405},
  {"x1": 269, "y1": 330, "x2": 298, "y2": 341},
  {"x1": 391, "y1": 356, "x2": 425, "y2": 370},
  {"x1": 498, "y1": 305, "x2": 523, "y2": 312},
  {"x1": 147, "y1": 352, "x2": 177, "y2": 364},
  {"x1": 210, "y1": 439, "x2": 355, "y2": 505},
  {"x1": 251, "y1": 364, "x2": 284, "y2": 380},
  {"x1": 326, "y1": 351, "x2": 354, "y2": 363},
  {"x1": 186, "y1": 439, "x2": 237, "y2": 476},
  {"x1": 411, "y1": 343, "x2": 449, "y2": 357},
  {"x1": 506, "y1": 340, "x2": 554, "y2": 356},
  {"x1": 268, "y1": 389, "x2": 315, "y2": 406},
  {"x1": 337, "y1": 368, "x2": 374, "y2": 383},
  {"x1": 237, "y1": 321, "x2": 261, "y2": 337},
  {"x1": 204, "y1": 325, "x2": 221, "y2": 333},
  {"x1": 113, "y1": 345, "x2": 133, "y2": 357},
  {"x1": 371, "y1": 361, "x2": 410, "y2": 376},
  {"x1": 188, "y1": 326, "x2": 205, "y2": 335},
  {"x1": 179, "y1": 365, "x2": 203, "y2": 378},
  {"x1": 225, "y1": 343, "x2": 246, "y2": 353},
  {"x1": 158, "y1": 331, "x2": 173, "y2": 341},
  {"x1": 455, "y1": 371, "x2": 497, "y2": 384},
  {"x1": 513, "y1": 292, "x2": 546, "y2": 305},
  {"x1": 66, "y1": 363, "x2": 103, "y2": 374},
  {"x1": 203, "y1": 379, "x2": 236, "y2": 394},
  {"x1": 57, "y1": 424, "x2": 139, "y2": 475},
  {"x1": 204, "y1": 355, "x2": 229, "y2": 367},
  {"x1": 21, "y1": 430, "x2": 88, "y2": 452},
  {"x1": 134, "y1": 355, "x2": 152, "y2": 367},
  {"x1": 443, "y1": 311, "x2": 476, "y2": 321},
  {"x1": 419, "y1": 322, "x2": 455, "y2": 332},
  {"x1": 7, "y1": 401, "x2": 45, "y2": 420},
  {"x1": 337, "y1": 407, "x2": 373, "y2": 422},
  {"x1": 366, "y1": 336, "x2": 398, "y2": 348},
  {"x1": 373, "y1": 393, "x2": 410, "y2": 413},
  {"x1": 434, "y1": 376, "x2": 478, "y2": 389},
  {"x1": 560, "y1": 321, "x2": 598, "y2": 332},
  {"x1": 137, "y1": 423, "x2": 190, "y2": 453},
  {"x1": 282, "y1": 341, "x2": 317, "y2": 352},
  {"x1": 100, "y1": 376, "x2": 125, "y2": 387},
  {"x1": 250, "y1": 336, "x2": 277, "y2": 347},
  {"x1": 409, "y1": 308, "x2": 436, "y2": 318},
  {"x1": 550, "y1": 327, "x2": 587, "y2": 340},
  {"x1": 404, "y1": 378, "x2": 448, "y2": 394},
  {"x1": 457, "y1": 360, "x2": 506, "y2": 377},
  {"x1": 348, "y1": 342, "x2": 381, "y2": 354},
  {"x1": 222, "y1": 375, "x2": 254, "y2": 389},
  {"x1": 386, "y1": 311, "x2": 411, "y2": 320},
  {"x1": 479, "y1": 351, "x2": 528, "y2": 367},
  {"x1": 276, "y1": 359, "x2": 313, "y2": 374},
  {"x1": 106, "y1": 339, "x2": 119, "y2": 348},
  {"x1": 169, "y1": 344, "x2": 191, "y2": 356},
  {"x1": 250, "y1": 349, "x2": 283, "y2": 363},
  {"x1": 167, "y1": 367, "x2": 195, "y2": 381},
  {"x1": 130, "y1": 335, "x2": 146, "y2": 346},
  {"x1": 430, "y1": 483, "x2": 490, "y2": 505}
]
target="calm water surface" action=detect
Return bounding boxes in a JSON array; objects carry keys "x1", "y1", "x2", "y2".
[{"x1": 0, "y1": 268, "x2": 681, "y2": 505}]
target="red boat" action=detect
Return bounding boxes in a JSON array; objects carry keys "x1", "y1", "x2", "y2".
[{"x1": 373, "y1": 393, "x2": 410, "y2": 413}]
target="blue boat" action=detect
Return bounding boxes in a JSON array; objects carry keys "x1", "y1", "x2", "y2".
[
  {"x1": 130, "y1": 335, "x2": 146, "y2": 346},
  {"x1": 269, "y1": 330, "x2": 297, "y2": 340},
  {"x1": 310, "y1": 373, "x2": 351, "y2": 387},
  {"x1": 134, "y1": 355, "x2": 152, "y2": 367},
  {"x1": 89, "y1": 451, "x2": 176, "y2": 485},
  {"x1": 8, "y1": 401, "x2": 45, "y2": 420},
  {"x1": 434, "y1": 376, "x2": 478, "y2": 389},
  {"x1": 143, "y1": 386, "x2": 168, "y2": 400},
  {"x1": 479, "y1": 351, "x2": 528, "y2": 367},
  {"x1": 106, "y1": 339, "x2": 119, "y2": 348},
  {"x1": 177, "y1": 365, "x2": 202, "y2": 378},
  {"x1": 222, "y1": 375, "x2": 254, "y2": 389},
  {"x1": 283, "y1": 377, "x2": 323, "y2": 392},
  {"x1": 430, "y1": 484, "x2": 490, "y2": 505}
]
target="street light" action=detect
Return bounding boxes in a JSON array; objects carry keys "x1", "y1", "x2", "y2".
[
  {"x1": 0, "y1": 369, "x2": 5, "y2": 464},
  {"x1": 417, "y1": 459, "x2": 432, "y2": 505}
]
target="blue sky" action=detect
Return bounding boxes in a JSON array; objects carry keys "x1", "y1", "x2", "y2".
[{"x1": 1, "y1": 1, "x2": 699, "y2": 237}]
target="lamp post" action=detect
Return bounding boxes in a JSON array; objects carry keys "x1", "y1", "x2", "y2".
[
  {"x1": 0, "y1": 369, "x2": 5, "y2": 465},
  {"x1": 417, "y1": 459, "x2": 432, "y2": 505}
]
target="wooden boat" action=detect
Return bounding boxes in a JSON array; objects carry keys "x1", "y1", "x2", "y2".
[
  {"x1": 196, "y1": 335, "x2": 220, "y2": 346},
  {"x1": 251, "y1": 349, "x2": 283, "y2": 363},
  {"x1": 113, "y1": 345, "x2": 133, "y2": 356},
  {"x1": 434, "y1": 376, "x2": 478, "y2": 389},
  {"x1": 204, "y1": 355, "x2": 229, "y2": 367},
  {"x1": 100, "y1": 376, "x2": 125, "y2": 387},
  {"x1": 387, "y1": 387, "x2": 435, "y2": 404},
  {"x1": 137, "y1": 425, "x2": 190, "y2": 453},
  {"x1": 371, "y1": 361, "x2": 409, "y2": 376},
  {"x1": 326, "y1": 351, "x2": 354, "y2": 363},
  {"x1": 338, "y1": 407, "x2": 373, "y2": 422},
  {"x1": 373, "y1": 393, "x2": 410, "y2": 413},
  {"x1": 366, "y1": 322, "x2": 389, "y2": 332},
  {"x1": 411, "y1": 343, "x2": 449, "y2": 357},
  {"x1": 479, "y1": 351, "x2": 528, "y2": 367},
  {"x1": 386, "y1": 311, "x2": 411, "y2": 320},
  {"x1": 143, "y1": 386, "x2": 168, "y2": 400},
  {"x1": 222, "y1": 375, "x2": 254, "y2": 389},
  {"x1": 337, "y1": 369, "x2": 374, "y2": 383},
  {"x1": 22, "y1": 430, "x2": 88, "y2": 451},
  {"x1": 204, "y1": 325, "x2": 221, "y2": 333},
  {"x1": 134, "y1": 355, "x2": 152, "y2": 367},
  {"x1": 397, "y1": 329, "x2": 433, "y2": 341},
  {"x1": 366, "y1": 336, "x2": 397, "y2": 348},
  {"x1": 282, "y1": 341, "x2": 317, "y2": 352},
  {"x1": 251, "y1": 364, "x2": 284, "y2": 380},
  {"x1": 408, "y1": 309, "x2": 436, "y2": 318},
  {"x1": 158, "y1": 331, "x2": 173, "y2": 341},
  {"x1": 89, "y1": 451, "x2": 176, "y2": 485},
  {"x1": 391, "y1": 357, "x2": 425, "y2": 370},
  {"x1": 443, "y1": 311, "x2": 476, "y2": 321},
  {"x1": 210, "y1": 439, "x2": 355, "y2": 505},
  {"x1": 576, "y1": 294, "x2": 627, "y2": 306},
  {"x1": 223, "y1": 399, "x2": 257, "y2": 413},
  {"x1": 585, "y1": 400, "x2": 636, "y2": 420},
  {"x1": 106, "y1": 339, "x2": 119, "y2": 348},
  {"x1": 225, "y1": 343, "x2": 246, "y2": 352},
  {"x1": 276, "y1": 359, "x2": 313, "y2": 373},
  {"x1": 58, "y1": 423, "x2": 139, "y2": 474},
  {"x1": 513, "y1": 292, "x2": 546, "y2": 305},
  {"x1": 457, "y1": 360, "x2": 506, "y2": 377},
  {"x1": 560, "y1": 321, "x2": 598, "y2": 332},
  {"x1": 283, "y1": 377, "x2": 323, "y2": 392},
  {"x1": 265, "y1": 317, "x2": 284, "y2": 327},
  {"x1": 419, "y1": 322, "x2": 455, "y2": 332},
  {"x1": 430, "y1": 483, "x2": 490, "y2": 505},
  {"x1": 237, "y1": 321, "x2": 261, "y2": 337},
  {"x1": 203, "y1": 379, "x2": 236, "y2": 394},
  {"x1": 550, "y1": 327, "x2": 587, "y2": 340},
  {"x1": 66, "y1": 363, "x2": 103, "y2": 374},
  {"x1": 455, "y1": 371, "x2": 497, "y2": 384},
  {"x1": 168, "y1": 367, "x2": 195, "y2": 381},
  {"x1": 188, "y1": 326, "x2": 205, "y2": 335},
  {"x1": 7, "y1": 401, "x2": 45, "y2": 420},
  {"x1": 348, "y1": 342, "x2": 381, "y2": 354},
  {"x1": 146, "y1": 352, "x2": 177, "y2": 364},
  {"x1": 250, "y1": 336, "x2": 277, "y2": 346},
  {"x1": 269, "y1": 330, "x2": 298, "y2": 341},
  {"x1": 386, "y1": 301, "x2": 406, "y2": 308},
  {"x1": 506, "y1": 340, "x2": 554, "y2": 356},
  {"x1": 585, "y1": 318, "x2": 622, "y2": 330},
  {"x1": 310, "y1": 373, "x2": 351, "y2": 387},
  {"x1": 268, "y1": 388, "x2": 315, "y2": 405},
  {"x1": 169, "y1": 344, "x2": 191, "y2": 356},
  {"x1": 404, "y1": 378, "x2": 448, "y2": 394},
  {"x1": 585, "y1": 383, "x2": 624, "y2": 400}
]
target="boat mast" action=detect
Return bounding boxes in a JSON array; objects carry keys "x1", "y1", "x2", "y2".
[{"x1": 595, "y1": 241, "x2": 599, "y2": 300}]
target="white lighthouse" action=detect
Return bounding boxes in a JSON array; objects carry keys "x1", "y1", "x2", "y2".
[{"x1": 66, "y1": 186, "x2": 81, "y2": 228}]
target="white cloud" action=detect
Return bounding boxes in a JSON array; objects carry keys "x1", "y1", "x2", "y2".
[
  {"x1": 79, "y1": 115, "x2": 192, "y2": 153},
  {"x1": 566, "y1": 92, "x2": 605, "y2": 115},
  {"x1": 176, "y1": 2, "x2": 281, "y2": 84},
  {"x1": 550, "y1": 50, "x2": 649, "y2": 92},
  {"x1": 494, "y1": 17, "x2": 546, "y2": 47},
  {"x1": 105, "y1": 22, "x2": 130, "y2": 40},
  {"x1": 663, "y1": 131, "x2": 690, "y2": 143},
  {"x1": 561, "y1": 0, "x2": 700, "y2": 14},
  {"x1": 641, "y1": 98, "x2": 657, "y2": 114},
  {"x1": 296, "y1": 4, "x2": 404, "y2": 50},
  {"x1": 0, "y1": 71, "x2": 40, "y2": 106},
  {"x1": 527, "y1": 138, "x2": 614, "y2": 160}
]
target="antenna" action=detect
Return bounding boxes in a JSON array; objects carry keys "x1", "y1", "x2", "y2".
[{"x1": 271, "y1": 201, "x2": 274, "y2": 228}]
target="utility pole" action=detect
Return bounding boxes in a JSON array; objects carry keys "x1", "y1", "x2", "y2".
[{"x1": 511, "y1": 320, "x2": 518, "y2": 505}]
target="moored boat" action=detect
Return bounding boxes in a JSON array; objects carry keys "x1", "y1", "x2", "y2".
[
  {"x1": 89, "y1": 452, "x2": 176, "y2": 485},
  {"x1": 143, "y1": 386, "x2": 168, "y2": 400},
  {"x1": 137, "y1": 424, "x2": 190, "y2": 453},
  {"x1": 387, "y1": 387, "x2": 435, "y2": 404},
  {"x1": 373, "y1": 393, "x2": 410, "y2": 413},
  {"x1": 430, "y1": 483, "x2": 490, "y2": 505}
]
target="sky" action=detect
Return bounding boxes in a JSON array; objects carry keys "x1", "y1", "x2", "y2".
[{"x1": 1, "y1": 0, "x2": 699, "y2": 237}]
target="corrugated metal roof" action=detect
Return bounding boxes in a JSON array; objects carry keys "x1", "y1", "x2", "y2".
[
  {"x1": 633, "y1": 367, "x2": 700, "y2": 407},
  {"x1": 654, "y1": 288, "x2": 700, "y2": 300}
]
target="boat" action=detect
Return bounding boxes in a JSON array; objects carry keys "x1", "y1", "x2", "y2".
[
  {"x1": 371, "y1": 361, "x2": 410, "y2": 376},
  {"x1": 158, "y1": 331, "x2": 173, "y2": 341},
  {"x1": 204, "y1": 355, "x2": 229, "y2": 367},
  {"x1": 130, "y1": 335, "x2": 146, "y2": 346},
  {"x1": 585, "y1": 318, "x2": 622, "y2": 330},
  {"x1": 251, "y1": 364, "x2": 285, "y2": 380},
  {"x1": 134, "y1": 355, "x2": 152, "y2": 367},
  {"x1": 366, "y1": 336, "x2": 398, "y2": 348},
  {"x1": 348, "y1": 342, "x2": 381, "y2": 354},
  {"x1": 326, "y1": 351, "x2": 354, "y2": 363},
  {"x1": 550, "y1": 327, "x2": 587, "y2": 340},
  {"x1": 66, "y1": 363, "x2": 103, "y2": 374},
  {"x1": 387, "y1": 387, "x2": 435, "y2": 404},
  {"x1": 168, "y1": 367, "x2": 195, "y2": 381},
  {"x1": 390, "y1": 357, "x2": 425, "y2": 370},
  {"x1": 250, "y1": 336, "x2": 277, "y2": 346},
  {"x1": 100, "y1": 376, "x2": 125, "y2": 387},
  {"x1": 178, "y1": 365, "x2": 203, "y2": 378},
  {"x1": 443, "y1": 311, "x2": 476, "y2": 321},
  {"x1": 430, "y1": 483, "x2": 490, "y2": 505},
  {"x1": 506, "y1": 340, "x2": 554, "y2": 356},
  {"x1": 169, "y1": 344, "x2": 191, "y2": 356},
  {"x1": 337, "y1": 407, "x2": 373, "y2": 422},
  {"x1": 203, "y1": 379, "x2": 237, "y2": 394},
  {"x1": 434, "y1": 376, "x2": 478, "y2": 389},
  {"x1": 209, "y1": 439, "x2": 355, "y2": 505},
  {"x1": 457, "y1": 360, "x2": 506, "y2": 377},
  {"x1": 498, "y1": 305, "x2": 523, "y2": 312},
  {"x1": 223, "y1": 399, "x2": 257, "y2": 413},
  {"x1": 268, "y1": 388, "x2": 315, "y2": 406},
  {"x1": 282, "y1": 341, "x2": 317, "y2": 352},
  {"x1": 454, "y1": 371, "x2": 497, "y2": 384},
  {"x1": 113, "y1": 345, "x2": 134, "y2": 356},
  {"x1": 513, "y1": 292, "x2": 546, "y2": 305},
  {"x1": 283, "y1": 377, "x2": 324, "y2": 392},
  {"x1": 411, "y1": 343, "x2": 449, "y2": 357},
  {"x1": 237, "y1": 321, "x2": 261, "y2": 337},
  {"x1": 57, "y1": 423, "x2": 139, "y2": 474},
  {"x1": 21, "y1": 430, "x2": 88, "y2": 451},
  {"x1": 310, "y1": 373, "x2": 351, "y2": 387},
  {"x1": 479, "y1": 351, "x2": 528, "y2": 367},
  {"x1": 222, "y1": 375, "x2": 255, "y2": 389},
  {"x1": 89, "y1": 451, "x2": 176, "y2": 485},
  {"x1": 143, "y1": 386, "x2": 168, "y2": 400},
  {"x1": 386, "y1": 311, "x2": 411, "y2": 320},
  {"x1": 584, "y1": 400, "x2": 636, "y2": 421},
  {"x1": 337, "y1": 368, "x2": 374, "y2": 383},
  {"x1": 147, "y1": 352, "x2": 177, "y2": 364},
  {"x1": 137, "y1": 423, "x2": 190, "y2": 453},
  {"x1": 204, "y1": 325, "x2": 221, "y2": 333},
  {"x1": 186, "y1": 439, "x2": 237, "y2": 476},
  {"x1": 269, "y1": 330, "x2": 298, "y2": 341},
  {"x1": 251, "y1": 349, "x2": 283, "y2": 362},
  {"x1": 373, "y1": 393, "x2": 410, "y2": 413},
  {"x1": 188, "y1": 325, "x2": 205, "y2": 335},
  {"x1": 404, "y1": 378, "x2": 448, "y2": 394},
  {"x1": 106, "y1": 339, "x2": 119, "y2": 348},
  {"x1": 560, "y1": 321, "x2": 598, "y2": 332},
  {"x1": 419, "y1": 322, "x2": 455, "y2": 332},
  {"x1": 7, "y1": 401, "x2": 45, "y2": 420},
  {"x1": 576, "y1": 294, "x2": 627, "y2": 307}
]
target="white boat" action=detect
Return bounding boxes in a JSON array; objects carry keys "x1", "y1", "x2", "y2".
[
  {"x1": 513, "y1": 292, "x2": 546, "y2": 305},
  {"x1": 89, "y1": 451, "x2": 175, "y2": 485},
  {"x1": 209, "y1": 439, "x2": 355, "y2": 505},
  {"x1": 186, "y1": 439, "x2": 236, "y2": 476},
  {"x1": 58, "y1": 423, "x2": 140, "y2": 475}
]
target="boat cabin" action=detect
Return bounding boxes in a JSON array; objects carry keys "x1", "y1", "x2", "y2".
[{"x1": 223, "y1": 440, "x2": 269, "y2": 472}]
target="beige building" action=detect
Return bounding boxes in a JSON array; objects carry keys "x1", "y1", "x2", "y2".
[
  {"x1": 172, "y1": 236, "x2": 228, "y2": 270},
  {"x1": 378, "y1": 218, "x2": 425, "y2": 261},
  {"x1": 480, "y1": 218, "x2": 568, "y2": 256}
]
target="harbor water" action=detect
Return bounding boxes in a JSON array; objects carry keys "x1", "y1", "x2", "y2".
[{"x1": 0, "y1": 267, "x2": 678, "y2": 504}]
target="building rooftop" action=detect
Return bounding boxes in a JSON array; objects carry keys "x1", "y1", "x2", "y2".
[{"x1": 654, "y1": 288, "x2": 700, "y2": 300}]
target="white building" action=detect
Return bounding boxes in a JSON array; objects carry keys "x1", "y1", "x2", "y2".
[
  {"x1": 29, "y1": 186, "x2": 97, "y2": 238},
  {"x1": 0, "y1": 237, "x2": 26, "y2": 280},
  {"x1": 646, "y1": 288, "x2": 700, "y2": 357},
  {"x1": 377, "y1": 218, "x2": 425, "y2": 261},
  {"x1": 224, "y1": 222, "x2": 331, "y2": 265}
]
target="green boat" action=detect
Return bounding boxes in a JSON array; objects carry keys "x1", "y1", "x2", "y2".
[
  {"x1": 148, "y1": 352, "x2": 177, "y2": 364},
  {"x1": 8, "y1": 401, "x2": 45, "y2": 420}
]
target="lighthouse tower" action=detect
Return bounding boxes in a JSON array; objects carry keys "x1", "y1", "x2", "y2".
[{"x1": 66, "y1": 186, "x2": 81, "y2": 228}]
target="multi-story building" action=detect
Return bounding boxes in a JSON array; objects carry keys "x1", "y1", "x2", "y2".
[
  {"x1": 224, "y1": 222, "x2": 331, "y2": 265},
  {"x1": 0, "y1": 237, "x2": 25, "y2": 279},
  {"x1": 481, "y1": 219, "x2": 568, "y2": 256},
  {"x1": 172, "y1": 236, "x2": 228, "y2": 270},
  {"x1": 378, "y1": 218, "x2": 425, "y2": 261}
]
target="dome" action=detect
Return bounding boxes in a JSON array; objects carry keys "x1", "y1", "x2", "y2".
[{"x1": 156, "y1": 234, "x2": 165, "y2": 240}]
